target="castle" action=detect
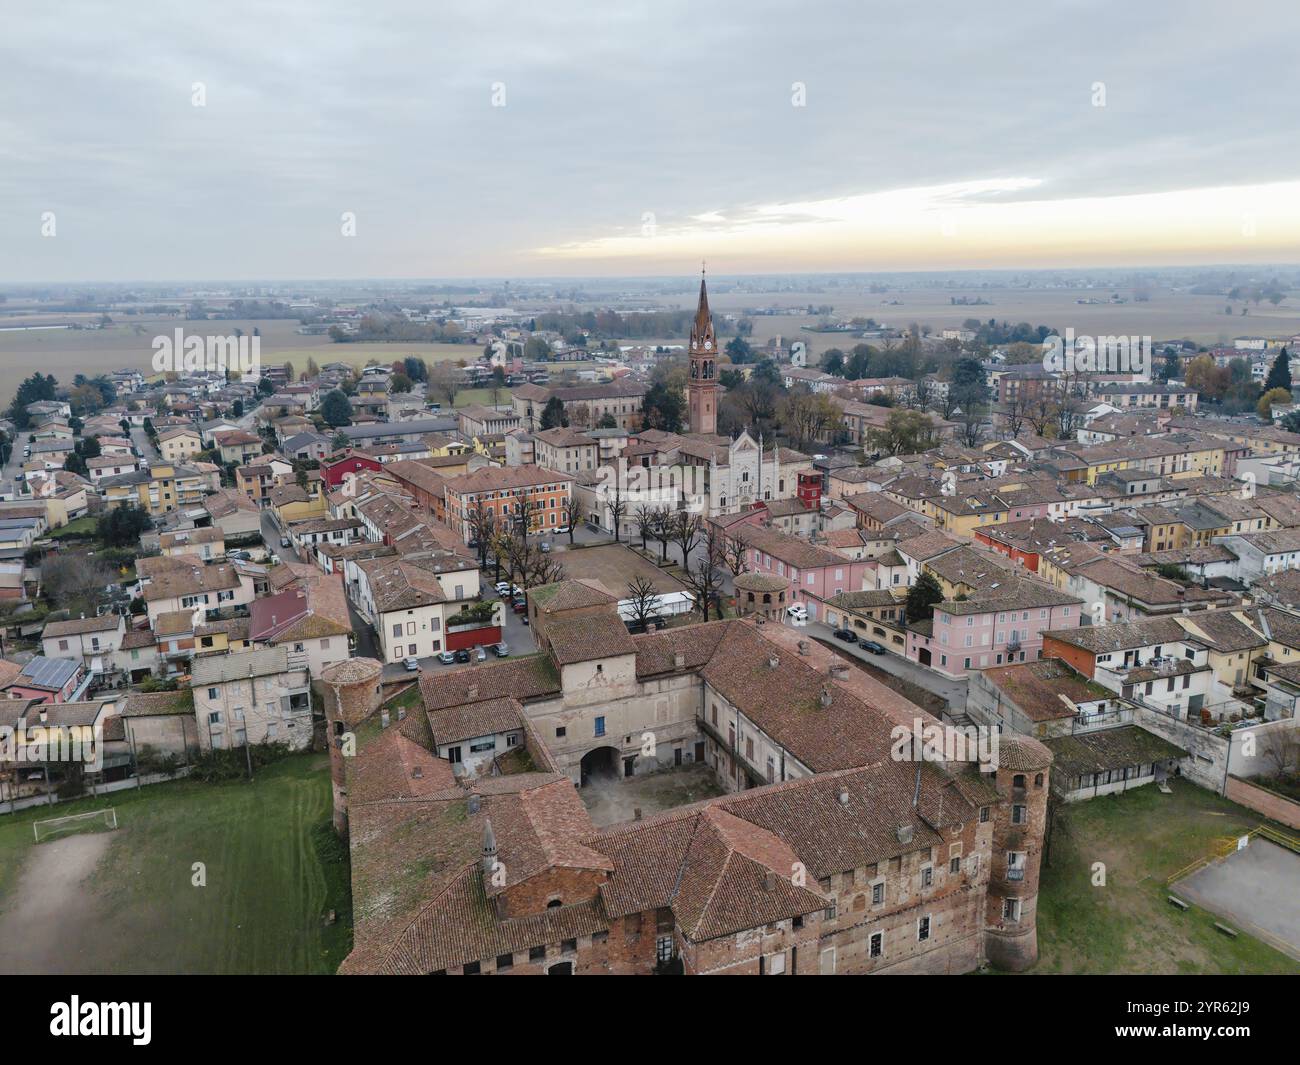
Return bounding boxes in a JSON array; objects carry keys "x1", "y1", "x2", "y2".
[{"x1": 323, "y1": 581, "x2": 1051, "y2": 975}]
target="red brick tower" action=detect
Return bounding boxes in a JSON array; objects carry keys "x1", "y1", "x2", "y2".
[
  {"x1": 984, "y1": 734, "x2": 1052, "y2": 971},
  {"x1": 320, "y1": 657, "x2": 384, "y2": 837},
  {"x1": 687, "y1": 272, "x2": 718, "y2": 435}
]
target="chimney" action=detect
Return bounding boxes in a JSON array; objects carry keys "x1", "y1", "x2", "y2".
[
  {"x1": 481, "y1": 818, "x2": 497, "y2": 875},
  {"x1": 819, "y1": 686, "x2": 832, "y2": 708},
  {"x1": 896, "y1": 823, "x2": 914, "y2": 844},
  {"x1": 467, "y1": 685, "x2": 479, "y2": 700},
  {"x1": 467, "y1": 794, "x2": 481, "y2": 814},
  {"x1": 763, "y1": 870, "x2": 777, "y2": 892},
  {"x1": 837, "y1": 789, "x2": 850, "y2": 807},
  {"x1": 797, "y1": 640, "x2": 810, "y2": 655},
  {"x1": 829, "y1": 662, "x2": 850, "y2": 682},
  {"x1": 380, "y1": 709, "x2": 390, "y2": 728},
  {"x1": 633, "y1": 807, "x2": 642, "y2": 821},
  {"x1": 39, "y1": 707, "x2": 48, "y2": 725},
  {"x1": 673, "y1": 651, "x2": 685, "y2": 670},
  {"x1": 411, "y1": 765, "x2": 423, "y2": 779},
  {"x1": 768, "y1": 654, "x2": 780, "y2": 669}
]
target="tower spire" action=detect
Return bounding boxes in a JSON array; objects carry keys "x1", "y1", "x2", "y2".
[{"x1": 688, "y1": 262, "x2": 718, "y2": 435}]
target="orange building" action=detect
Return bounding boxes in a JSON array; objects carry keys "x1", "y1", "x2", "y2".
[{"x1": 442, "y1": 465, "x2": 573, "y2": 543}]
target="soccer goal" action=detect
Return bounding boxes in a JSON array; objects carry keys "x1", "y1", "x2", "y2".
[{"x1": 32, "y1": 808, "x2": 118, "y2": 843}]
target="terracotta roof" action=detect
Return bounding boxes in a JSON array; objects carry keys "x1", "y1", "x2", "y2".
[
  {"x1": 545, "y1": 613, "x2": 637, "y2": 664},
  {"x1": 976, "y1": 659, "x2": 1113, "y2": 723},
  {"x1": 1043, "y1": 726, "x2": 1185, "y2": 780},
  {"x1": 42, "y1": 614, "x2": 122, "y2": 638},
  {"x1": 427, "y1": 697, "x2": 524, "y2": 747}
]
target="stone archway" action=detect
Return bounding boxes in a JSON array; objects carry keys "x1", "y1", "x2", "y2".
[{"x1": 579, "y1": 745, "x2": 620, "y2": 787}]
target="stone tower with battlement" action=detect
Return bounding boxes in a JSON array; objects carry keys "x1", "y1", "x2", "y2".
[{"x1": 319, "y1": 657, "x2": 385, "y2": 837}]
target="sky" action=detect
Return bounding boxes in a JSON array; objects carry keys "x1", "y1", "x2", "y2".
[{"x1": 4, "y1": 0, "x2": 1300, "y2": 283}]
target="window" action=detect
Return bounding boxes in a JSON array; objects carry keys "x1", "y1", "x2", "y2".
[
  {"x1": 555, "y1": 726, "x2": 566, "y2": 738},
  {"x1": 594, "y1": 717, "x2": 605, "y2": 737},
  {"x1": 921, "y1": 865, "x2": 933, "y2": 888},
  {"x1": 872, "y1": 881, "x2": 884, "y2": 905},
  {"x1": 1007, "y1": 852, "x2": 1025, "y2": 881},
  {"x1": 917, "y1": 916, "x2": 931, "y2": 941},
  {"x1": 1012, "y1": 804, "x2": 1027, "y2": 825},
  {"x1": 869, "y1": 932, "x2": 883, "y2": 958},
  {"x1": 655, "y1": 936, "x2": 673, "y2": 963},
  {"x1": 979, "y1": 806, "x2": 990, "y2": 823},
  {"x1": 950, "y1": 856, "x2": 961, "y2": 875},
  {"x1": 1003, "y1": 898, "x2": 1021, "y2": 922},
  {"x1": 207, "y1": 688, "x2": 219, "y2": 700}
]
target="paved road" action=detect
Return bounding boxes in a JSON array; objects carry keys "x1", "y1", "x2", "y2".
[{"x1": 803, "y1": 620, "x2": 969, "y2": 713}]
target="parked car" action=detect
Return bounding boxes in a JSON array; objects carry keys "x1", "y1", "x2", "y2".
[
  {"x1": 831, "y1": 628, "x2": 858, "y2": 644},
  {"x1": 555, "y1": 523, "x2": 570, "y2": 534},
  {"x1": 279, "y1": 535, "x2": 290, "y2": 548},
  {"x1": 494, "y1": 581, "x2": 511, "y2": 596},
  {"x1": 403, "y1": 656, "x2": 420, "y2": 672},
  {"x1": 492, "y1": 642, "x2": 510, "y2": 657},
  {"x1": 785, "y1": 604, "x2": 808, "y2": 621},
  {"x1": 227, "y1": 550, "x2": 251, "y2": 561},
  {"x1": 474, "y1": 646, "x2": 487, "y2": 661},
  {"x1": 453, "y1": 648, "x2": 471, "y2": 664},
  {"x1": 512, "y1": 598, "x2": 528, "y2": 614},
  {"x1": 859, "y1": 640, "x2": 887, "y2": 655},
  {"x1": 539, "y1": 541, "x2": 551, "y2": 553},
  {"x1": 437, "y1": 650, "x2": 456, "y2": 664}
]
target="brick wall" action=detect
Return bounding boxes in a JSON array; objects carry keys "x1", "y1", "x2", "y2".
[{"x1": 1225, "y1": 775, "x2": 1300, "y2": 830}]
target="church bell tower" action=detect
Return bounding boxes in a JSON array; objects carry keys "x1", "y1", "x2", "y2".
[{"x1": 687, "y1": 271, "x2": 718, "y2": 435}]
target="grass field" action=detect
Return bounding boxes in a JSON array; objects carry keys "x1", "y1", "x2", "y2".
[
  {"x1": 1034, "y1": 779, "x2": 1299, "y2": 974},
  {"x1": 0, "y1": 752, "x2": 351, "y2": 974}
]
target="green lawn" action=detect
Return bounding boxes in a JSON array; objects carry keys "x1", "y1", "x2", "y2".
[
  {"x1": 1034, "y1": 779, "x2": 1299, "y2": 974},
  {"x1": 47, "y1": 515, "x2": 98, "y2": 539},
  {"x1": 0, "y1": 752, "x2": 351, "y2": 974}
]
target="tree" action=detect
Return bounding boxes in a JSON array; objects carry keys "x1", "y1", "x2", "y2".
[
  {"x1": 625, "y1": 576, "x2": 661, "y2": 626},
  {"x1": 1185, "y1": 355, "x2": 1229, "y2": 402},
  {"x1": 390, "y1": 372, "x2": 413, "y2": 394},
  {"x1": 651, "y1": 506, "x2": 674, "y2": 562},
  {"x1": 95, "y1": 503, "x2": 152, "y2": 547},
  {"x1": 539, "y1": 396, "x2": 569, "y2": 430},
  {"x1": 321, "y1": 389, "x2": 353, "y2": 427},
  {"x1": 63, "y1": 451, "x2": 89, "y2": 478},
  {"x1": 682, "y1": 523, "x2": 725, "y2": 622},
  {"x1": 330, "y1": 430, "x2": 349, "y2": 452},
  {"x1": 672, "y1": 511, "x2": 702, "y2": 569},
  {"x1": 640, "y1": 382, "x2": 685, "y2": 433},
  {"x1": 430, "y1": 363, "x2": 461, "y2": 407},
  {"x1": 257, "y1": 377, "x2": 274, "y2": 396},
  {"x1": 724, "y1": 336, "x2": 754, "y2": 364},
  {"x1": 905, "y1": 571, "x2": 944, "y2": 623},
  {"x1": 1258, "y1": 387, "x2": 1292, "y2": 420},
  {"x1": 41, "y1": 553, "x2": 113, "y2": 616},
  {"x1": 632, "y1": 504, "x2": 657, "y2": 550},
  {"x1": 231, "y1": 399, "x2": 244, "y2": 418},
  {"x1": 722, "y1": 532, "x2": 748, "y2": 578},
  {"x1": 866, "y1": 409, "x2": 936, "y2": 457},
  {"x1": 562, "y1": 496, "x2": 581, "y2": 544},
  {"x1": 1265, "y1": 348, "x2": 1292, "y2": 394},
  {"x1": 606, "y1": 487, "x2": 627, "y2": 542},
  {"x1": 781, "y1": 390, "x2": 843, "y2": 450},
  {"x1": 6, "y1": 372, "x2": 58, "y2": 429}
]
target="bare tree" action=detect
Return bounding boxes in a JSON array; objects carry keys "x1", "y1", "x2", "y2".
[
  {"x1": 651, "y1": 506, "x2": 673, "y2": 562},
  {"x1": 683, "y1": 537, "x2": 725, "y2": 622},
  {"x1": 562, "y1": 495, "x2": 581, "y2": 545},
  {"x1": 606, "y1": 486, "x2": 627, "y2": 543},
  {"x1": 42, "y1": 554, "x2": 114, "y2": 617},
  {"x1": 633, "y1": 504, "x2": 657, "y2": 551},
  {"x1": 524, "y1": 544, "x2": 565, "y2": 586},
  {"x1": 672, "y1": 510, "x2": 702, "y2": 569},
  {"x1": 722, "y1": 530, "x2": 749, "y2": 578},
  {"x1": 625, "y1": 575, "x2": 661, "y2": 627},
  {"x1": 468, "y1": 501, "x2": 495, "y2": 565}
]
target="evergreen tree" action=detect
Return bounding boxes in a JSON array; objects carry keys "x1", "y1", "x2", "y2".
[{"x1": 1264, "y1": 347, "x2": 1292, "y2": 394}]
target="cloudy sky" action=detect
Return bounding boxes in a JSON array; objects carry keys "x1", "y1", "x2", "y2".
[{"x1": 4, "y1": 0, "x2": 1300, "y2": 282}]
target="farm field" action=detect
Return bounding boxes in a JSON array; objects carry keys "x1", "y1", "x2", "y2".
[
  {"x1": 1032, "y1": 779, "x2": 1299, "y2": 975},
  {"x1": 0, "y1": 753, "x2": 351, "y2": 974},
  {"x1": 0, "y1": 315, "x2": 479, "y2": 402}
]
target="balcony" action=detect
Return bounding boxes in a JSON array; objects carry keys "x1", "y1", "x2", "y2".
[{"x1": 1071, "y1": 707, "x2": 1134, "y2": 734}]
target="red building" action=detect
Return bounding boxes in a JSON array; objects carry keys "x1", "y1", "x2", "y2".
[{"x1": 322, "y1": 451, "x2": 383, "y2": 488}]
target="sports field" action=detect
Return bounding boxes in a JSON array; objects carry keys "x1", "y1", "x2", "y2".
[
  {"x1": 0, "y1": 753, "x2": 351, "y2": 974},
  {"x1": 1033, "y1": 779, "x2": 1299, "y2": 974}
]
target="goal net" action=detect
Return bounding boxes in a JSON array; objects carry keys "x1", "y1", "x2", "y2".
[{"x1": 32, "y1": 808, "x2": 118, "y2": 843}]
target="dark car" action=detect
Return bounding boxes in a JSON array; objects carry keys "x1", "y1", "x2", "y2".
[
  {"x1": 831, "y1": 628, "x2": 858, "y2": 643},
  {"x1": 512, "y1": 598, "x2": 528, "y2": 614},
  {"x1": 453, "y1": 648, "x2": 471, "y2": 664},
  {"x1": 859, "y1": 639, "x2": 887, "y2": 655}
]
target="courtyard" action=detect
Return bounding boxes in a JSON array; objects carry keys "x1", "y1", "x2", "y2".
[
  {"x1": 579, "y1": 761, "x2": 726, "y2": 827},
  {"x1": 1173, "y1": 838, "x2": 1300, "y2": 960}
]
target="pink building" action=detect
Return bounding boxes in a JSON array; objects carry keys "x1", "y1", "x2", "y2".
[
  {"x1": 907, "y1": 579, "x2": 1083, "y2": 679},
  {"x1": 734, "y1": 525, "x2": 874, "y2": 620}
]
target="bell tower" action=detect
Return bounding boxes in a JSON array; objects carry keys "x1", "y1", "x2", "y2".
[{"x1": 687, "y1": 270, "x2": 718, "y2": 435}]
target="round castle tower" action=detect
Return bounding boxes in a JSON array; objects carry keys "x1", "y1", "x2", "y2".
[
  {"x1": 320, "y1": 657, "x2": 385, "y2": 837},
  {"x1": 984, "y1": 734, "x2": 1052, "y2": 972}
]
